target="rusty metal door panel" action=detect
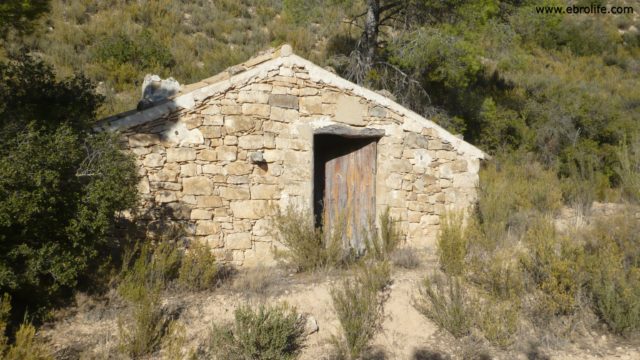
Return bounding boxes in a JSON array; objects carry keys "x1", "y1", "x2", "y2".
[{"x1": 323, "y1": 140, "x2": 376, "y2": 251}]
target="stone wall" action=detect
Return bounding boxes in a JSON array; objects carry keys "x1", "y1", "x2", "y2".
[{"x1": 120, "y1": 61, "x2": 480, "y2": 266}]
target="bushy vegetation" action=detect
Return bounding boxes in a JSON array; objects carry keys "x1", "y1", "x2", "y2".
[
  {"x1": 209, "y1": 303, "x2": 305, "y2": 360},
  {"x1": 0, "y1": 294, "x2": 52, "y2": 360},
  {"x1": 0, "y1": 55, "x2": 138, "y2": 324},
  {"x1": 420, "y1": 153, "x2": 640, "y2": 347},
  {"x1": 331, "y1": 261, "x2": 391, "y2": 359}
]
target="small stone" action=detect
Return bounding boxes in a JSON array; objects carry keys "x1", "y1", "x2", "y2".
[
  {"x1": 143, "y1": 153, "x2": 165, "y2": 167},
  {"x1": 182, "y1": 177, "x2": 213, "y2": 195},
  {"x1": 167, "y1": 148, "x2": 196, "y2": 162}
]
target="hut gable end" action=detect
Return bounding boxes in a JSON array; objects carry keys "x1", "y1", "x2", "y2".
[{"x1": 101, "y1": 45, "x2": 486, "y2": 266}]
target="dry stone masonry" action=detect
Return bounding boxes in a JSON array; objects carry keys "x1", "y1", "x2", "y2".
[{"x1": 99, "y1": 45, "x2": 486, "y2": 267}]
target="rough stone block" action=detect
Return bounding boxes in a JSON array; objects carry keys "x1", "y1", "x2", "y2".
[
  {"x1": 180, "y1": 164, "x2": 197, "y2": 177},
  {"x1": 216, "y1": 146, "x2": 237, "y2": 161},
  {"x1": 143, "y1": 153, "x2": 165, "y2": 167},
  {"x1": 225, "y1": 162, "x2": 253, "y2": 176},
  {"x1": 242, "y1": 103, "x2": 270, "y2": 117},
  {"x1": 182, "y1": 176, "x2": 213, "y2": 195},
  {"x1": 226, "y1": 232, "x2": 252, "y2": 250},
  {"x1": 238, "y1": 91, "x2": 270, "y2": 104},
  {"x1": 167, "y1": 148, "x2": 196, "y2": 162},
  {"x1": 250, "y1": 184, "x2": 279, "y2": 200},
  {"x1": 197, "y1": 195, "x2": 223, "y2": 208},
  {"x1": 238, "y1": 135, "x2": 264, "y2": 150},
  {"x1": 196, "y1": 220, "x2": 220, "y2": 235},
  {"x1": 129, "y1": 133, "x2": 161, "y2": 147},
  {"x1": 269, "y1": 94, "x2": 299, "y2": 110},
  {"x1": 299, "y1": 96, "x2": 322, "y2": 114},
  {"x1": 220, "y1": 186, "x2": 250, "y2": 200},
  {"x1": 155, "y1": 190, "x2": 177, "y2": 203},
  {"x1": 191, "y1": 209, "x2": 212, "y2": 220},
  {"x1": 202, "y1": 164, "x2": 223, "y2": 174},
  {"x1": 230, "y1": 200, "x2": 270, "y2": 219},
  {"x1": 200, "y1": 126, "x2": 222, "y2": 138},
  {"x1": 225, "y1": 116, "x2": 257, "y2": 133},
  {"x1": 198, "y1": 149, "x2": 217, "y2": 161}
]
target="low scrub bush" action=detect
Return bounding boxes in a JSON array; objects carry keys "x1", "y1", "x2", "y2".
[
  {"x1": 118, "y1": 285, "x2": 169, "y2": 358},
  {"x1": 476, "y1": 298, "x2": 519, "y2": 348},
  {"x1": 272, "y1": 205, "x2": 347, "y2": 271},
  {"x1": 178, "y1": 243, "x2": 218, "y2": 292},
  {"x1": 365, "y1": 208, "x2": 402, "y2": 261},
  {"x1": 437, "y1": 211, "x2": 468, "y2": 276},
  {"x1": 416, "y1": 274, "x2": 473, "y2": 338},
  {"x1": 118, "y1": 240, "x2": 181, "y2": 301},
  {"x1": 162, "y1": 320, "x2": 196, "y2": 360},
  {"x1": 331, "y1": 261, "x2": 390, "y2": 359},
  {"x1": 615, "y1": 135, "x2": 640, "y2": 203},
  {"x1": 390, "y1": 247, "x2": 421, "y2": 269},
  {"x1": 0, "y1": 295, "x2": 52, "y2": 360},
  {"x1": 584, "y1": 212, "x2": 640, "y2": 334},
  {"x1": 209, "y1": 303, "x2": 304, "y2": 360}
]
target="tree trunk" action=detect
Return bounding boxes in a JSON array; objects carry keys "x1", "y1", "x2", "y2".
[{"x1": 362, "y1": 0, "x2": 380, "y2": 70}]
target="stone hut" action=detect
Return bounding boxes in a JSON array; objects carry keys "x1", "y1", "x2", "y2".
[{"x1": 98, "y1": 45, "x2": 486, "y2": 266}]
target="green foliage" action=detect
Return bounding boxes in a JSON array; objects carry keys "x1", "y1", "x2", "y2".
[
  {"x1": 0, "y1": 0, "x2": 49, "y2": 37},
  {"x1": 615, "y1": 135, "x2": 640, "y2": 203},
  {"x1": 178, "y1": 244, "x2": 218, "y2": 292},
  {"x1": 0, "y1": 294, "x2": 10, "y2": 353},
  {"x1": 365, "y1": 207, "x2": 403, "y2": 261},
  {"x1": 584, "y1": 212, "x2": 640, "y2": 334},
  {"x1": 210, "y1": 303, "x2": 304, "y2": 360},
  {"x1": 437, "y1": 211, "x2": 468, "y2": 276},
  {"x1": 3, "y1": 323, "x2": 53, "y2": 360},
  {"x1": 118, "y1": 240, "x2": 181, "y2": 302},
  {"x1": 416, "y1": 274, "x2": 473, "y2": 339},
  {"x1": 272, "y1": 205, "x2": 347, "y2": 272},
  {"x1": 476, "y1": 297, "x2": 518, "y2": 348},
  {"x1": 331, "y1": 262, "x2": 389, "y2": 359},
  {"x1": 118, "y1": 284, "x2": 168, "y2": 358},
  {"x1": 0, "y1": 55, "x2": 138, "y2": 322}
]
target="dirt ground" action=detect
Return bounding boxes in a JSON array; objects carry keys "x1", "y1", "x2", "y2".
[{"x1": 41, "y1": 251, "x2": 640, "y2": 360}]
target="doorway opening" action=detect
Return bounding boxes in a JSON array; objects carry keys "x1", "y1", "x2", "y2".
[{"x1": 313, "y1": 134, "x2": 378, "y2": 251}]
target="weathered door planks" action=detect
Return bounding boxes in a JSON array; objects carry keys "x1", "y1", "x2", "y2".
[{"x1": 322, "y1": 139, "x2": 377, "y2": 251}]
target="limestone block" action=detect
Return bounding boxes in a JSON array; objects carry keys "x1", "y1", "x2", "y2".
[
  {"x1": 451, "y1": 159, "x2": 468, "y2": 173},
  {"x1": 408, "y1": 211, "x2": 422, "y2": 223},
  {"x1": 155, "y1": 191, "x2": 177, "y2": 203},
  {"x1": 321, "y1": 91, "x2": 340, "y2": 103},
  {"x1": 270, "y1": 107, "x2": 299, "y2": 122},
  {"x1": 224, "y1": 136, "x2": 238, "y2": 145},
  {"x1": 216, "y1": 146, "x2": 237, "y2": 161},
  {"x1": 264, "y1": 133, "x2": 276, "y2": 149},
  {"x1": 180, "y1": 164, "x2": 197, "y2": 177},
  {"x1": 225, "y1": 116, "x2": 257, "y2": 133},
  {"x1": 197, "y1": 195, "x2": 223, "y2": 208},
  {"x1": 204, "y1": 234, "x2": 224, "y2": 248},
  {"x1": 385, "y1": 173, "x2": 403, "y2": 190},
  {"x1": 252, "y1": 219, "x2": 271, "y2": 236},
  {"x1": 182, "y1": 195, "x2": 197, "y2": 205},
  {"x1": 453, "y1": 173, "x2": 478, "y2": 188},
  {"x1": 149, "y1": 163, "x2": 180, "y2": 182},
  {"x1": 386, "y1": 159, "x2": 413, "y2": 173},
  {"x1": 226, "y1": 233, "x2": 252, "y2": 250},
  {"x1": 230, "y1": 200, "x2": 271, "y2": 219},
  {"x1": 220, "y1": 186, "x2": 250, "y2": 200},
  {"x1": 299, "y1": 96, "x2": 322, "y2": 114},
  {"x1": 204, "y1": 114, "x2": 224, "y2": 126},
  {"x1": 251, "y1": 184, "x2": 279, "y2": 199},
  {"x1": 196, "y1": 220, "x2": 220, "y2": 235},
  {"x1": 191, "y1": 209, "x2": 212, "y2": 220},
  {"x1": 279, "y1": 67, "x2": 294, "y2": 77},
  {"x1": 263, "y1": 150, "x2": 284, "y2": 162},
  {"x1": 131, "y1": 147, "x2": 150, "y2": 156},
  {"x1": 221, "y1": 105, "x2": 242, "y2": 115},
  {"x1": 420, "y1": 215, "x2": 440, "y2": 226},
  {"x1": 436, "y1": 150, "x2": 456, "y2": 161},
  {"x1": 167, "y1": 148, "x2": 196, "y2": 162},
  {"x1": 182, "y1": 115, "x2": 203, "y2": 130},
  {"x1": 369, "y1": 106, "x2": 387, "y2": 118},
  {"x1": 405, "y1": 133, "x2": 429, "y2": 149},
  {"x1": 198, "y1": 149, "x2": 217, "y2": 161},
  {"x1": 335, "y1": 95, "x2": 366, "y2": 125},
  {"x1": 238, "y1": 91, "x2": 270, "y2": 104},
  {"x1": 166, "y1": 202, "x2": 191, "y2": 219},
  {"x1": 143, "y1": 153, "x2": 165, "y2": 167},
  {"x1": 183, "y1": 176, "x2": 213, "y2": 195},
  {"x1": 242, "y1": 103, "x2": 270, "y2": 117},
  {"x1": 201, "y1": 126, "x2": 222, "y2": 139},
  {"x1": 243, "y1": 241, "x2": 277, "y2": 267},
  {"x1": 202, "y1": 164, "x2": 223, "y2": 175},
  {"x1": 238, "y1": 135, "x2": 264, "y2": 150},
  {"x1": 138, "y1": 177, "x2": 150, "y2": 194},
  {"x1": 227, "y1": 175, "x2": 249, "y2": 184},
  {"x1": 202, "y1": 105, "x2": 221, "y2": 115},
  {"x1": 225, "y1": 162, "x2": 253, "y2": 176}
]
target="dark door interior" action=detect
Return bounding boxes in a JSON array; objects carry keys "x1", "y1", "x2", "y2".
[{"x1": 314, "y1": 134, "x2": 377, "y2": 251}]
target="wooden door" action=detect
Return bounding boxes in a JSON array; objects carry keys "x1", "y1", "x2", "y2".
[{"x1": 322, "y1": 139, "x2": 377, "y2": 252}]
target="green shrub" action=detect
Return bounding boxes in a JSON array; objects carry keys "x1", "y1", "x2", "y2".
[
  {"x1": 210, "y1": 303, "x2": 304, "y2": 360},
  {"x1": 3, "y1": 323, "x2": 53, "y2": 360},
  {"x1": 272, "y1": 205, "x2": 346, "y2": 272},
  {"x1": 615, "y1": 135, "x2": 640, "y2": 204},
  {"x1": 162, "y1": 320, "x2": 196, "y2": 360},
  {"x1": 416, "y1": 274, "x2": 473, "y2": 339},
  {"x1": 118, "y1": 284, "x2": 168, "y2": 358},
  {"x1": 365, "y1": 208, "x2": 403, "y2": 261},
  {"x1": 437, "y1": 211, "x2": 468, "y2": 276},
  {"x1": 468, "y1": 246, "x2": 525, "y2": 301},
  {"x1": 476, "y1": 298, "x2": 519, "y2": 348},
  {"x1": 0, "y1": 55, "x2": 138, "y2": 322},
  {"x1": 178, "y1": 243, "x2": 218, "y2": 292},
  {"x1": 390, "y1": 247, "x2": 421, "y2": 269},
  {"x1": 0, "y1": 293, "x2": 9, "y2": 352},
  {"x1": 118, "y1": 240, "x2": 182, "y2": 302},
  {"x1": 521, "y1": 219, "x2": 584, "y2": 315},
  {"x1": 584, "y1": 212, "x2": 640, "y2": 334}
]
